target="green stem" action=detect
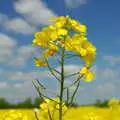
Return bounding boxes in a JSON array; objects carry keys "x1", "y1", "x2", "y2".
[
  {"x1": 66, "y1": 88, "x2": 69, "y2": 106},
  {"x1": 34, "y1": 112, "x2": 39, "y2": 120},
  {"x1": 45, "y1": 59, "x2": 61, "y2": 82},
  {"x1": 59, "y1": 47, "x2": 65, "y2": 120},
  {"x1": 32, "y1": 80, "x2": 59, "y2": 104},
  {"x1": 69, "y1": 80, "x2": 80, "y2": 108},
  {"x1": 48, "y1": 108, "x2": 53, "y2": 120}
]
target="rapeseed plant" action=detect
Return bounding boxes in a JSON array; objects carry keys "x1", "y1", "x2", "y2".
[{"x1": 32, "y1": 15, "x2": 96, "y2": 120}]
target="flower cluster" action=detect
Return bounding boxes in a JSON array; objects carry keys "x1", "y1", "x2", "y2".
[
  {"x1": 108, "y1": 98, "x2": 120, "y2": 108},
  {"x1": 37, "y1": 98, "x2": 67, "y2": 120},
  {"x1": 1, "y1": 109, "x2": 27, "y2": 120},
  {"x1": 32, "y1": 16, "x2": 96, "y2": 81}
]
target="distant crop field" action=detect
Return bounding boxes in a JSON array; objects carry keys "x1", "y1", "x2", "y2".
[{"x1": 0, "y1": 106, "x2": 120, "y2": 120}]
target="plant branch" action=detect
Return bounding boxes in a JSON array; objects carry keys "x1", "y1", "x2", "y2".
[
  {"x1": 45, "y1": 59, "x2": 61, "y2": 82},
  {"x1": 68, "y1": 79, "x2": 80, "y2": 108}
]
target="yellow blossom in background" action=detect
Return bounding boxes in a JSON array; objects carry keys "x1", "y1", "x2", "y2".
[
  {"x1": 108, "y1": 98, "x2": 120, "y2": 108},
  {"x1": 39, "y1": 98, "x2": 68, "y2": 120},
  {"x1": 1, "y1": 110, "x2": 27, "y2": 120},
  {"x1": 82, "y1": 112, "x2": 103, "y2": 120}
]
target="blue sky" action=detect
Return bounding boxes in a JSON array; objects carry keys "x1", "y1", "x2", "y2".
[{"x1": 0, "y1": 0, "x2": 120, "y2": 105}]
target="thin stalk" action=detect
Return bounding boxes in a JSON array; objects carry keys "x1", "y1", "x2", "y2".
[
  {"x1": 68, "y1": 75, "x2": 81, "y2": 108},
  {"x1": 52, "y1": 68, "x2": 61, "y2": 75},
  {"x1": 34, "y1": 112, "x2": 39, "y2": 120},
  {"x1": 66, "y1": 88, "x2": 69, "y2": 106},
  {"x1": 32, "y1": 80, "x2": 59, "y2": 104},
  {"x1": 48, "y1": 108, "x2": 53, "y2": 120},
  {"x1": 64, "y1": 72, "x2": 79, "y2": 78},
  {"x1": 45, "y1": 59, "x2": 61, "y2": 82},
  {"x1": 35, "y1": 79, "x2": 59, "y2": 97},
  {"x1": 59, "y1": 47, "x2": 65, "y2": 120},
  {"x1": 63, "y1": 75, "x2": 84, "y2": 89},
  {"x1": 32, "y1": 80, "x2": 44, "y2": 101}
]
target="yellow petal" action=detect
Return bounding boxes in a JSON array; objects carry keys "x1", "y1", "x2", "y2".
[
  {"x1": 34, "y1": 58, "x2": 47, "y2": 67},
  {"x1": 79, "y1": 47, "x2": 87, "y2": 56},
  {"x1": 57, "y1": 28, "x2": 68, "y2": 36},
  {"x1": 80, "y1": 66, "x2": 88, "y2": 74},
  {"x1": 84, "y1": 71, "x2": 94, "y2": 82},
  {"x1": 74, "y1": 24, "x2": 87, "y2": 33}
]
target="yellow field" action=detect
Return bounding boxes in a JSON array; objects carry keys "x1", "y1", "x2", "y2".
[{"x1": 0, "y1": 106, "x2": 120, "y2": 120}]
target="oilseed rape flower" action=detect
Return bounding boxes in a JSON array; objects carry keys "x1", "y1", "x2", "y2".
[
  {"x1": 32, "y1": 15, "x2": 96, "y2": 120},
  {"x1": 108, "y1": 98, "x2": 120, "y2": 108},
  {"x1": 32, "y1": 15, "x2": 96, "y2": 81},
  {"x1": 39, "y1": 98, "x2": 68, "y2": 120},
  {"x1": 80, "y1": 66, "x2": 94, "y2": 82},
  {"x1": 40, "y1": 98, "x2": 68, "y2": 113},
  {"x1": 34, "y1": 57, "x2": 47, "y2": 67},
  {"x1": 82, "y1": 112, "x2": 103, "y2": 120},
  {"x1": 49, "y1": 16, "x2": 68, "y2": 28},
  {"x1": 1, "y1": 109, "x2": 27, "y2": 120},
  {"x1": 42, "y1": 43, "x2": 59, "y2": 59},
  {"x1": 32, "y1": 32, "x2": 50, "y2": 48}
]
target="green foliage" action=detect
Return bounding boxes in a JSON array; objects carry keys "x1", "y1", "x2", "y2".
[
  {"x1": 0, "y1": 97, "x2": 111, "y2": 109},
  {"x1": 33, "y1": 97, "x2": 44, "y2": 108},
  {"x1": 95, "y1": 99, "x2": 109, "y2": 108},
  {"x1": 0, "y1": 98, "x2": 10, "y2": 108},
  {"x1": 15, "y1": 97, "x2": 34, "y2": 108}
]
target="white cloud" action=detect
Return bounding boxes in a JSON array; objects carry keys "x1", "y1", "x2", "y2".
[
  {"x1": 0, "y1": 13, "x2": 36, "y2": 35},
  {"x1": 56, "y1": 64, "x2": 81, "y2": 74},
  {"x1": 95, "y1": 67, "x2": 118, "y2": 82},
  {"x1": 0, "y1": 14, "x2": 8, "y2": 26},
  {"x1": 64, "y1": 0, "x2": 87, "y2": 8},
  {"x1": 13, "y1": 83, "x2": 22, "y2": 89},
  {"x1": 6, "y1": 70, "x2": 48, "y2": 81},
  {"x1": 0, "y1": 33, "x2": 17, "y2": 47},
  {"x1": 0, "y1": 69, "x2": 3, "y2": 76},
  {"x1": 95, "y1": 82, "x2": 116, "y2": 98},
  {"x1": 5, "y1": 18, "x2": 37, "y2": 34},
  {"x1": 0, "y1": 33, "x2": 16, "y2": 63},
  {"x1": 103, "y1": 56, "x2": 120, "y2": 66},
  {"x1": 0, "y1": 33, "x2": 40, "y2": 67},
  {"x1": 14, "y1": 0, "x2": 57, "y2": 26},
  {"x1": 0, "y1": 82, "x2": 9, "y2": 89},
  {"x1": 100, "y1": 68, "x2": 118, "y2": 80},
  {"x1": 0, "y1": 79, "x2": 38, "y2": 104},
  {"x1": 9, "y1": 45, "x2": 39, "y2": 66}
]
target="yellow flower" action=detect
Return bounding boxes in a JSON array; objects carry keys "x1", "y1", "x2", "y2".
[
  {"x1": 81, "y1": 52, "x2": 96, "y2": 66},
  {"x1": 57, "y1": 28, "x2": 68, "y2": 36},
  {"x1": 43, "y1": 43, "x2": 58, "y2": 59},
  {"x1": 84, "y1": 71, "x2": 95, "y2": 82},
  {"x1": 77, "y1": 47, "x2": 88, "y2": 56},
  {"x1": 1, "y1": 110, "x2": 27, "y2": 120},
  {"x1": 72, "y1": 34, "x2": 87, "y2": 44},
  {"x1": 32, "y1": 32, "x2": 50, "y2": 48},
  {"x1": 108, "y1": 98, "x2": 120, "y2": 108},
  {"x1": 74, "y1": 24, "x2": 87, "y2": 33},
  {"x1": 68, "y1": 18, "x2": 87, "y2": 33},
  {"x1": 34, "y1": 58, "x2": 47, "y2": 67},
  {"x1": 79, "y1": 66, "x2": 88, "y2": 74},
  {"x1": 82, "y1": 41, "x2": 96, "y2": 53},
  {"x1": 68, "y1": 18, "x2": 80, "y2": 28},
  {"x1": 80, "y1": 66, "x2": 94, "y2": 82},
  {"x1": 49, "y1": 16, "x2": 67, "y2": 28}
]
